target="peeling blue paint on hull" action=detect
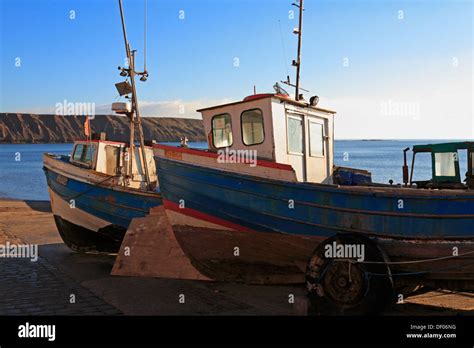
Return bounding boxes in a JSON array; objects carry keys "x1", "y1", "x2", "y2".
[
  {"x1": 43, "y1": 166, "x2": 162, "y2": 252},
  {"x1": 156, "y1": 157, "x2": 474, "y2": 283},
  {"x1": 157, "y1": 157, "x2": 474, "y2": 239}
]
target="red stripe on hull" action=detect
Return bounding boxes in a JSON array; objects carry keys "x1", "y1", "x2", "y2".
[
  {"x1": 154, "y1": 144, "x2": 294, "y2": 171},
  {"x1": 163, "y1": 199, "x2": 256, "y2": 233}
]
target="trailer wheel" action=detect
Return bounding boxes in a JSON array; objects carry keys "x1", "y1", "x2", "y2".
[{"x1": 306, "y1": 234, "x2": 394, "y2": 315}]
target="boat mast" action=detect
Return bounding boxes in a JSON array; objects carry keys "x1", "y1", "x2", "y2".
[
  {"x1": 118, "y1": 0, "x2": 151, "y2": 190},
  {"x1": 293, "y1": 0, "x2": 304, "y2": 101}
]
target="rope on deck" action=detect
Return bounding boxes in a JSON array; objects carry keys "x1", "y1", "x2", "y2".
[
  {"x1": 345, "y1": 250, "x2": 474, "y2": 265},
  {"x1": 362, "y1": 260, "x2": 474, "y2": 277},
  {"x1": 333, "y1": 254, "x2": 474, "y2": 277},
  {"x1": 66, "y1": 175, "x2": 120, "y2": 201}
]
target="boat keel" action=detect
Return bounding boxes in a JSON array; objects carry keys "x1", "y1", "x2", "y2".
[{"x1": 54, "y1": 215, "x2": 125, "y2": 253}]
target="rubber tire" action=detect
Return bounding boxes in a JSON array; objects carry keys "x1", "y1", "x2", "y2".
[{"x1": 306, "y1": 234, "x2": 394, "y2": 315}]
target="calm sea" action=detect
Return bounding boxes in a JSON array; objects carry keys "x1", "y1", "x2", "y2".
[{"x1": 0, "y1": 141, "x2": 468, "y2": 201}]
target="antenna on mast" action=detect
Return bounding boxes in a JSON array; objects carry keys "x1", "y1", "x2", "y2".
[
  {"x1": 281, "y1": 0, "x2": 308, "y2": 100},
  {"x1": 292, "y1": 0, "x2": 304, "y2": 101},
  {"x1": 141, "y1": 0, "x2": 149, "y2": 81},
  {"x1": 117, "y1": 0, "x2": 151, "y2": 190}
]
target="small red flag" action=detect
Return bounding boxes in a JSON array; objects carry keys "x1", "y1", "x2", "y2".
[{"x1": 84, "y1": 117, "x2": 90, "y2": 137}]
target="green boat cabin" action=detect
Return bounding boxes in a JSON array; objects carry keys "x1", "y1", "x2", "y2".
[{"x1": 409, "y1": 142, "x2": 474, "y2": 189}]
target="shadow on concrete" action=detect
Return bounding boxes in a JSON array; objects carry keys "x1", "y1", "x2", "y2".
[
  {"x1": 38, "y1": 243, "x2": 116, "y2": 283},
  {"x1": 32, "y1": 243, "x2": 474, "y2": 316}
]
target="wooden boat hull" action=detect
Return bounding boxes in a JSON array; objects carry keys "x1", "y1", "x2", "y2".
[
  {"x1": 43, "y1": 154, "x2": 162, "y2": 252},
  {"x1": 155, "y1": 155, "x2": 474, "y2": 286}
]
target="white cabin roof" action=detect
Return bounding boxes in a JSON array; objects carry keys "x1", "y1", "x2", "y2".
[{"x1": 197, "y1": 93, "x2": 337, "y2": 115}]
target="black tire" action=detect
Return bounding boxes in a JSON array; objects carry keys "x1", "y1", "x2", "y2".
[{"x1": 306, "y1": 234, "x2": 394, "y2": 315}]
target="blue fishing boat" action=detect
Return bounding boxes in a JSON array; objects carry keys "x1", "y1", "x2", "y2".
[
  {"x1": 43, "y1": 0, "x2": 162, "y2": 253},
  {"x1": 154, "y1": 94, "x2": 474, "y2": 313},
  {"x1": 153, "y1": 0, "x2": 474, "y2": 314},
  {"x1": 43, "y1": 139, "x2": 161, "y2": 253}
]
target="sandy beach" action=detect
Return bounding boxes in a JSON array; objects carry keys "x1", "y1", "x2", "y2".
[{"x1": 0, "y1": 198, "x2": 473, "y2": 315}]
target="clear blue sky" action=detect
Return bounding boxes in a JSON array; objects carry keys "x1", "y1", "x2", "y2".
[{"x1": 0, "y1": 0, "x2": 472, "y2": 139}]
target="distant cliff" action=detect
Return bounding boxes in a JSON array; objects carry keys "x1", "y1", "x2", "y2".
[{"x1": 0, "y1": 113, "x2": 206, "y2": 143}]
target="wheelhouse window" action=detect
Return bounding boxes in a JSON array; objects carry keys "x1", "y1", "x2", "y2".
[
  {"x1": 72, "y1": 143, "x2": 96, "y2": 166},
  {"x1": 241, "y1": 109, "x2": 264, "y2": 146},
  {"x1": 309, "y1": 121, "x2": 324, "y2": 157},
  {"x1": 411, "y1": 152, "x2": 431, "y2": 182},
  {"x1": 212, "y1": 114, "x2": 233, "y2": 148},
  {"x1": 412, "y1": 152, "x2": 432, "y2": 182},
  {"x1": 434, "y1": 152, "x2": 457, "y2": 177},
  {"x1": 287, "y1": 117, "x2": 303, "y2": 154}
]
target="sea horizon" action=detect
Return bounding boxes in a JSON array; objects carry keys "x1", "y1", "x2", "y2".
[{"x1": 0, "y1": 139, "x2": 469, "y2": 201}]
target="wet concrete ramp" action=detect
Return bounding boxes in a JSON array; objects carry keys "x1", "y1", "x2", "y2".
[{"x1": 111, "y1": 206, "x2": 210, "y2": 281}]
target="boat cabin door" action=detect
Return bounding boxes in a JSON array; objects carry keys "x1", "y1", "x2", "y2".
[
  {"x1": 305, "y1": 116, "x2": 330, "y2": 183},
  {"x1": 286, "y1": 113, "x2": 307, "y2": 181},
  {"x1": 286, "y1": 112, "x2": 330, "y2": 183}
]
